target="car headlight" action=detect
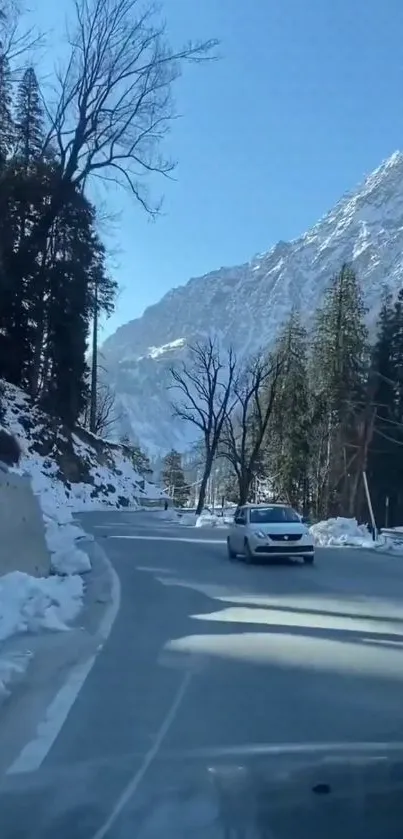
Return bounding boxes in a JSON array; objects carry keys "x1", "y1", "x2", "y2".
[{"x1": 255, "y1": 531, "x2": 267, "y2": 539}]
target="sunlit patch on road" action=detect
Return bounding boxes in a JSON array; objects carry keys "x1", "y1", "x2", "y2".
[
  {"x1": 165, "y1": 631, "x2": 403, "y2": 681},
  {"x1": 107, "y1": 535, "x2": 226, "y2": 544}
]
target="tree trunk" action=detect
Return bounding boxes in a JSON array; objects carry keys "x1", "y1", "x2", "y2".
[
  {"x1": 196, "y1": 456, "x2": 214, "y2": 515},
  {"x1": 89, "y1": 282, "x2": 98, "y2": 433},
  {"x1": 238, "y1": 471, "x2": 252, "y2": 506},
  {"x1": 29, "y1": 252, "x2": 49, "y2": 398}
]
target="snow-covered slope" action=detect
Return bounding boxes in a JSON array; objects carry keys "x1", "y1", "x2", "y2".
[
  {"x1": 103, "y1": 151, "x2": 403, "y2": 452},
  {"x1": 1, "y1": 381, "x2": 165, "y2": 514}
]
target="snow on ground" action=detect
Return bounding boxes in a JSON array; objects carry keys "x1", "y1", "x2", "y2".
[
  {"x1": 376, "y1": 528, "x2": 403, "y2": 554},
  {"x1": 31, "y1": 468, "x2": 93, "y2": 575},
  {"x1": 195, "y1": 512, "x2": 232, "y2": 528},
  {"x1": 310, "y1": 517, "x2": 375, "y2": 548},
  {"x1": 0, "y1": 572, "x2": 83, "y2": 697},
  {"x1": 0, "y1": 380, "x2": 168, "y2": 696},
  {"x1": 0, "y1": 651, "x2": 32, "y2": 699},
  {"x1": 177, "y1": 512, "x2": 198, "y2": 526},
  {"x1": 175, "y1": 510, "x2": 234, "y2": 528},
  {"x1": 156, "y1": 509, "x2": 234, "y2": 527},
  {"x1": 0, "y1": 572, "x2": 83, "y2": 640},
  {"x1": 0, "y1": 380, "x2": 167, "y2": 574},
  {"x1": 310, "y1": 516, "x2": 403, "y2": 555},
  {"x1": 2, "y1": 381, "x2": 165, "y2": 516},
  {"x1": 167, "y1": 507, "x2": 403, "y2": 554}
]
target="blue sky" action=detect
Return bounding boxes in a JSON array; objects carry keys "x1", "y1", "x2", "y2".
[{"x1": 33, "y1": 0, "x2": 403, "y2": 338}]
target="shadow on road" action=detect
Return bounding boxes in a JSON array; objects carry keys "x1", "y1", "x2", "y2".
[{"x1": 2, "y1": 526, "x2": 403, "y2": 839}]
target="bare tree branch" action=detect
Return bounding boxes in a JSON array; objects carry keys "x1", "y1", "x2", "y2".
[
  {"x1": 83, "y1": 378, "x2": 121, "y2": 437},
  {"x1": 169, "y1": 338, "x2": 236, "y2": 514},
  {"x1": 41, "y1": 0, "x2": 217, "y2": 213},
  {"x1": 0, "y1": 1, "x2": 44, "y2": 66},
  {"x1": 220, "y1": 351, "x2": 284, "y2": 505}
]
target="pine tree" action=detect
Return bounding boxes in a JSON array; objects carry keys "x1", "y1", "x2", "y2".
[
  {"x1": 0, "y1": 52, "x2": 118, "y2": 432},
  {"x1": 0, "y1": 54, "x2": 14, "y2": 166},
  {"x1": 162, "y1": 449, "x2": 190, "y2": 507},
  {"x1": 267, "y1": 311, "x2": 311, "y2": 511},
  {"x1": 0, "y1": 52, "x2": 16, "y2": 376},
  {"x1": 15, "y1": 67, "x2": 44, "y2": 167},
  {"x1": 365, "y1": 291, "x2": 396, "y2": 524},
  {"x1": 131, "y1": 445, "x2": 153, "y2": 478},
  {"x1": 119, "y1": 435, "x2": 152, "y2": 477},
  {"x1": 2, "y1": 67, "x2": 49, "y2": 387},
  {"x1": 43, "y1": 191, "x2": 116, "y2": 425},
  {"x1": 365, "y1": 288, "x2": 403, "y2": 526},
  {"x1": 310, "y1": 264, "x2": 368, "y2": 517}
]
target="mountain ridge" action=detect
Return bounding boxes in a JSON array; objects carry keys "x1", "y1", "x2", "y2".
[{"x1": 102, "y1": 150, "x2": 403, "y2": 452}]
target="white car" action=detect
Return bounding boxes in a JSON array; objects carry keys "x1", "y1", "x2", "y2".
[{"x1": 227, "y1": 503, "x2": 315, "y2": 564}]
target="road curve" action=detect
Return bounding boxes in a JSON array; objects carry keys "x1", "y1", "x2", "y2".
[{"x1": 2, "y1": 509, "x2": 403, "y2": 838}]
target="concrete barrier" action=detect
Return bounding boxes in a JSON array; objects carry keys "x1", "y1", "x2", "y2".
[{"x1": 0, "y1": 464, "x2": 50, "y2": 577}]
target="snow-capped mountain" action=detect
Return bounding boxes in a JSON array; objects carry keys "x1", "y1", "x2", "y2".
[{"x1": 102, "y1": 151, "x2": 403, "y2": 453}]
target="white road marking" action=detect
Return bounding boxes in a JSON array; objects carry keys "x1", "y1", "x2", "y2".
[
  {"x1": 90, "y1": 669, "x2": 193, "y2": 839},
  {"x1": 93, "y1": 523, "x2": 135, "y2": 528},
  {"x1": 7, "y1": 548, "x2": 121, "y2": 775},
  {"x1": 186, "y1": 740, "x2": 403, "y2": 759},
  {"x1": 108, "y1": 535, "x2": 226, "y2": 544}
]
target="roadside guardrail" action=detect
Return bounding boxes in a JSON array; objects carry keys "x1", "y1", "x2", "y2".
[{"x1": 381, "y1": 528, "x2": 403, "y2": 541}]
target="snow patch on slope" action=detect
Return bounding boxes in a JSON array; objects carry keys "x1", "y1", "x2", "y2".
[
  {"x1": 0, "y1": 380, "x2": 166, "y2": 577},
  {"x1": 0, "y1": 378, "x2": 167, "y2": 696},
  {"x1": 101, "y1": 151, "x2": 403, "y2": 452},
  {"x1": 2, "y1": 381, "x2": 164, "y2": 513}
]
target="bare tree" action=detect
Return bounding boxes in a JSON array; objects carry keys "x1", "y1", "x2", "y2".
[
  {"x1": 220, "y1": 351, "x2": 284, "y2": 505},
  {"x1": 24, "y1": 0, "x2": 217, "y2": 251},
  {"x1": 83, "y1": 378, "x2": 121, "y2": 437},
  {"x1": 0, "y1": 1, "x2": 43, "y2": 65},
  {"x1": 94, "y1": 381, "x2": 121, "y2": 436},
  {"x1": 170, "y1": 338, "x2": 237, "y2": 514}
]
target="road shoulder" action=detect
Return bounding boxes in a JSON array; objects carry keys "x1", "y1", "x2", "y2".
[{"x1": 0, "y1": 534, "x2": 120, "y2": 775}]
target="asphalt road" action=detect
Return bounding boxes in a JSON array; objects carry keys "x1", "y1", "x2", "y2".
[{"x1": 3, "y1": 510, "x2": 403, "y2": 838}]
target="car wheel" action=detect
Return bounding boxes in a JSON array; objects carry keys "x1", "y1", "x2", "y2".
[
  {"x1": 244, "y1": 539, "x2": 254, "y2": 564},
  {"x1": 303, "y1": 554, "x2": 315, "y2": 565},
  {"x1": 227, "y1": 538, "x2": 237, "y2": 560}
]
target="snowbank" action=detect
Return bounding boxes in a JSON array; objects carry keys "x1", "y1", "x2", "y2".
[
  {"x1": 0, "y1": 572, "x2": 83, "y2": 697},
  {"x1": 0, "y1": 380, "x2": 167, "y2": 574},
  {"x1": 310, "y1": 517, "x2": 375, "y2": 548},
  {"x1": 156, "y1": 509, "x2": 234, "y2": 528},
  {"x1": 43, "y1": 506, "x2": 92, "y2": 575},
  {"x1": 0, "y1": 652, "x2": 32, "y2": 700},
  {"x1": 155, "y1": 509, "x2": 180, "y2": 522},
  {"x1": 376, "y1": 529, "x2": 403, "y2": 555},
  {"x1": 177, "y1": 512, "x2": 198, "y2": 526},
  {"x1": 195, "y1": 512, "x2": 233, "y2": 528},
  {"x1": 0, "y1": 380, "x2": 167, "y2": 696},
  {"x1": 0, "y1": 571, "x2": 83, "y2": 640}
]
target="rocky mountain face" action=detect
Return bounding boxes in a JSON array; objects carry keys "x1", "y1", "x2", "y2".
[{"x1": 102, "y1": 151, "x2": 403, "y2": 453}]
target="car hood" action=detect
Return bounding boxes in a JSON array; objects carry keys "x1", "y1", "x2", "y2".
[
  {"x1": 250, "y1": 522, "x2": 309, "y2": 535},
  {"x1": 2, "y1": 742, "x2": 403, "y2": 838}
]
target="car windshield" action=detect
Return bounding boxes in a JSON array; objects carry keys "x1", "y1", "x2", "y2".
[{"x1": 249, "y1": 506, "x2": 300, "y2": 524}]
